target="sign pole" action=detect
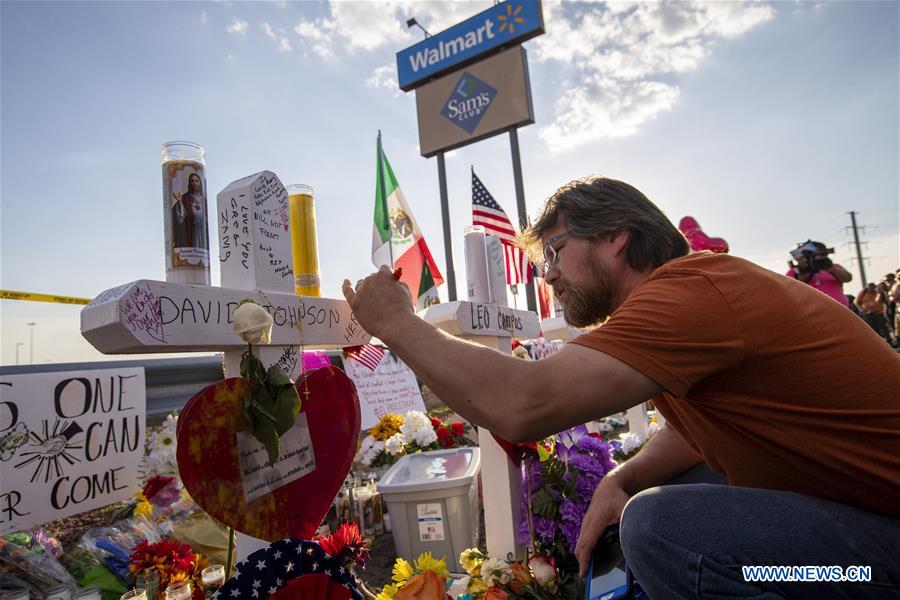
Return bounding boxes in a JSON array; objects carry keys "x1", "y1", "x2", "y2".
[
  {"x1": 437, "y1": 151, "x2": 457, "y2": 301},
  {"x1": 509, "y1": 127, "x2": 536, "y2": 313}
]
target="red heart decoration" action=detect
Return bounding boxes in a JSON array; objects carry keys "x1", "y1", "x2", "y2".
[
  {"x1": 490, "y1": 432, "x2": 538, "y2": 467},
  {"x1": 678, "y1": 216, "x2": 729, "y2": 254},
  {"x1": 176, "y1": 365, "x2": 360, "y2": 541}
]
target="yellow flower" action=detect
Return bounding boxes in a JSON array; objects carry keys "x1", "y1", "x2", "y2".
[
  {"x1": 372, "y1": 413, "x2": 404, "y2": 441},
  {"x1": 460, "y1": 548, "x2": 486, "y2": 576},
  {"x1": 392, "y1": 558, "x2": 415, "y2": 585},
  {"x1": 414, "y1": 551, "x2": 448, "y2": 577},
  {"x1": 469, "y1": 577, "x2": 489, "y2": 595},
  {"x1": 134, "y1": 500, "x2": 153, "y2": 519},
  {"x1": 376, "y1": 583, "x2": 399, "y2": 600}
]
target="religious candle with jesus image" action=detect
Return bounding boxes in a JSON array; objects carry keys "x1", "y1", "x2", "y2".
[{"x1": 162, "y1": 141, "x2": 210, "y2": 285}]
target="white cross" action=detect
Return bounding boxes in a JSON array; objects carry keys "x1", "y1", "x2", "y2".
[{"x1": 80, "y1": 171, "x2": 372, "y2": 563}]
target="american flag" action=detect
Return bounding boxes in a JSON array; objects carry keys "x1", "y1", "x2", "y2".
[
  {"x1": 343, "y1": 344, "x2": 386, "y2": 371},
  {"x1": 472, "y1": 171, "x2": 532, "y2": 285},
  {"x1": 214, "y1": 539, "x2": 363, "y2": 599}
]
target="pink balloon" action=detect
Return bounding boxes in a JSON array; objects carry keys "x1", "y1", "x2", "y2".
[{"x1": 679, "y1": 216, "x2": 729, "y2": 254}]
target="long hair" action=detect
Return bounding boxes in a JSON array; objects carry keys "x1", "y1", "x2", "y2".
[
  {"x1": 520, "y1": 176, "x2": 689, "y2": 271},
  {"x1": 185, "y1": 173, "x2": 203, "y2": 197}
]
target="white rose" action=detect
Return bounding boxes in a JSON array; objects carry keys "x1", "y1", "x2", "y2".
[
  {"x1": 528, "y1": 555, "x2": 558, "y2": 586},
  {"x1": 233, "y1": 301, "x2": 274, "y2": 344}
]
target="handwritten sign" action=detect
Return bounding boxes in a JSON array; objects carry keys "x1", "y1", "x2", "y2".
[
  {"x1": 236, "y1": 414, "x2": 316, "y2": 503},
  {"x1": 81, "y1": 280, "x2": 372, "y2": 353},
  {"x1": 217, "y1": 171, "x2": 293, "y2": 294},
  {"x1": 0, "y1": 368, "x2": 146, "y2": 535},
  {"x1": 342, "y1": 353, "x2": 426, "y2": 430},
  {"x1": 421, "y1": 301, "x2": 541, "y2": 339}
]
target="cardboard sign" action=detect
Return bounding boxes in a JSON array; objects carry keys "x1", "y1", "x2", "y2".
[
  {"x1": 342, "y1": 353, "x2": 426, "y2": 430},
  {"x1": 0, "y1": 368, "x2": 146, "y2": 534}
]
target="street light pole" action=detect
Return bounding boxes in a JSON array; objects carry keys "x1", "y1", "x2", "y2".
[
  {"x1": 26, "y1": 322, "x2": 36, "y2": 364},
  {"x1": 15, "y1": 342, "x2": 24, "y2": 365}
]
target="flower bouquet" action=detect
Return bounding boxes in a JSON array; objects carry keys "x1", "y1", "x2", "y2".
[
  {"x1": 129, "y1": 538, "x2": 207, "y2": 599},
  {"x1": 357, "y1": 411, "x2": 471, "y2": 468}
]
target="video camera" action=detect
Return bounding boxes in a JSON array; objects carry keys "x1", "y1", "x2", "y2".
[{"x1": 789, "y1": 240, "x2": 834, "y2": 274}]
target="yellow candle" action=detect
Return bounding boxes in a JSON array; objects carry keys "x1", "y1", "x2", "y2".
[{"x1": 287, "y1": 184, "x2": 321, "y2": 296}]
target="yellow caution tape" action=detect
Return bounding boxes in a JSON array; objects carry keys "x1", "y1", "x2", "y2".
[{"x1": 0, "y1": 289, "x2": 91, "y2": 305}]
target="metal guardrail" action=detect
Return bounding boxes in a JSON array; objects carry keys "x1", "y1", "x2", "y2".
[
  {"x1": 0, "y1": 353, "x2": 345, "y2": 418},
  {"x1": 1, "y1": 356, "x2": 225, "y2": 418}
]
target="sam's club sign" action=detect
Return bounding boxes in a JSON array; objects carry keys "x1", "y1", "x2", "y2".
[
  {"x1": 397, "y1": 0, "x2": 544, "y2": 91},
  {"x1": 441, "y1": 73, "x2": 497, "y2": 133}
]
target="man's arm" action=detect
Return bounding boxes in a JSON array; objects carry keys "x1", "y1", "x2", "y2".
[
  {"x1": 574, "y1": 424, "x2": 704, "y2": 576},
  {"x1": 343, "y1": 268, "x2": 661, "y2": 442},
  {"x1": 827, "y1": 264, "x2": 852, "y2": 283}
]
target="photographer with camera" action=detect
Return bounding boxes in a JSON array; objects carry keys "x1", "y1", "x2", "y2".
[{"x1": 785, "y1": 240, "x2": 852, "y2": 307}]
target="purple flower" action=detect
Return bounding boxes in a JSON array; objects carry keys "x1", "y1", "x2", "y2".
[
  {"x1": 570, "y1": 453, "x2": 607, "y2": 477},
  {"x1": 534, "y1": 516, "x2": 558, "y2": 542},
  {"x1": 575, "y1": 434, "x2": 606, "y2": 454},
  {"x1": 561, "y1": 519, "x2": 582, "y2": 548},
  {"x1": 557, "y1": 425, "x2": 589, "y2": 449}
]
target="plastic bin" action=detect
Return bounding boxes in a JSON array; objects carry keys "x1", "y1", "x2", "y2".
[{"x1": 377, "y1": 448, "x2": 481, "y2": 573}]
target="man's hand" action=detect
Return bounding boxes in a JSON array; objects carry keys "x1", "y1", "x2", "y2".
[
  {"x1": 575, "y1": 472, "x2": 631, "y2": 578},
  {"x1": 342, "y1": 266, "x2": 413, "y2": 341}
]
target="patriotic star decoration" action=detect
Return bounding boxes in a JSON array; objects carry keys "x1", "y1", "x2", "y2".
[{"x1": 217, "y1": 539, "x2": 363, "y2": 599}]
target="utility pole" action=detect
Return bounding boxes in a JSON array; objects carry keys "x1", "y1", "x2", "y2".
[
  {"x1": 848, "y1": 211, "x2": 867, "y2": 287},
  {"x1": 15, "y1": 342, "x2": 24, "y2": 365}
]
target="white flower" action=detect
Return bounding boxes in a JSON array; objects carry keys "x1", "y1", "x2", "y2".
[
  {"x1": 360, "y1": 435, "x2": 376, "y2": 453},
  {"x1": 619, "y1": 432, "x2": 645, "y2": 455},
  {"x1": 385, "y1": 433, "x2": 406, "y2": 456},
  {"x1": 233, "y1": 301, "x2": 274, "y2": 344},
  {"x1": 647, "y1": 421, "x2": 660, "y2": 437},
  {"x1": 400, "y1": 411, "x2": 431, "y2": 439},
  {"x1": 360, "y1": 440, "x2": 385, "y2": 466},
  {"x1": 413, "y1": 426, "x2": 437, "y2": 447},
  {"x1": 447, "y1": 576, "x2": 470, "y2": 599},
  {"x1": 528, "y1": 555, "x2": 558, "y2": 586},
  {"x1": 480, "y1": 557, "x2": 512, "y2": 586}
]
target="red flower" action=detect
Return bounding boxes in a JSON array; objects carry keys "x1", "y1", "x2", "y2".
[
  {"x1": 436, "y1": 427, "x2": 451, "y2": 441},
  {"x1": 142, "y1": 475, "x2": 175, "y2": 501},
  {"x1": 314, "y1": 522, "x2": 370, "y2": 567},
  {"x1": 430, "y1": 417, "x2": 442, "y2": 428},
  {"x1": 450, "y1": 422, "x2": 465, "y2": 437}
]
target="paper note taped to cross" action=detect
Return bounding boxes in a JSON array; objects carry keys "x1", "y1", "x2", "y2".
[{"x1": 0, "y1": 368, "x2": 146, "y2": 534}]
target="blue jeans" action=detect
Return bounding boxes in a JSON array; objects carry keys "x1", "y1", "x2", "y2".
[{"x1": 619, "y1": 465, "x2": 900, "y2": 599}]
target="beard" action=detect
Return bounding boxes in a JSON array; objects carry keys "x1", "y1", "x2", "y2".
[{"x1": 554, "y1": 256, "x2": 617, "y2": 328}]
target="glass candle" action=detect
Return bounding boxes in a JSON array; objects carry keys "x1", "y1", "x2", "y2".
[
  {"x1": 119, "y1": 590, "x2": 147, "y2": 600},
  {"x1": 164, "y1": 582, "x2": 192, "y2": 600},
  {"x1": 162, "y1": 141, "x2": 210, "y2": 285},
  {"x1": 287, "y1": 183, "x2": 321, "y2": 296},
  {"x1": 201, "y1": 565, "x2": 226, "y2": 598}
]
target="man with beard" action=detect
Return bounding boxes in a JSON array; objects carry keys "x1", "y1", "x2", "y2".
[{"x1": 344, "y1": 177, "x2": 900, "y2": 599}]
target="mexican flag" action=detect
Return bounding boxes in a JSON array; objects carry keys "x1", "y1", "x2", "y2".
[{"x1": 372, "y1": 133, "x2": 444, "y2": 310}]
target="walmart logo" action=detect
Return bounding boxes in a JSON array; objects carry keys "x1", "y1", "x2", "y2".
[
  {"x1": 497, "y1": 3, "x2": 526, "y2": 34},
  {"x1": 440, "y1": 72, "x2": 497, "y2": 134}
]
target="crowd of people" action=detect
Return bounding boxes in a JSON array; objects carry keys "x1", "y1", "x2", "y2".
[{"x1": 787, "y1": 240, "x2": 899, "y2": 347}]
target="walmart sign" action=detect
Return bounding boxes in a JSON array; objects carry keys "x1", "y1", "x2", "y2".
[{"x1": 396, "y1": 0, "x2": 544, "y2": 91}]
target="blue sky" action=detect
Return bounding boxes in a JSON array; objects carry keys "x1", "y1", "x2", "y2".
[{"x1": 1, "y1": 0, "x2": 898, "y2": 365}]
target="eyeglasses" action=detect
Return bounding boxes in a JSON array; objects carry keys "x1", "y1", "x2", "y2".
[{"x1": 542, "y1": 231, "x2": 571, "y2": 273}]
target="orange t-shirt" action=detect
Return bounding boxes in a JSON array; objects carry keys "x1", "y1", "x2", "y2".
[{"x1": 571, "y1": 252, "x2": 900, "y2": 516}]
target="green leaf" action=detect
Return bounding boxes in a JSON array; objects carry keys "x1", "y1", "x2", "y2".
[
  {"x1": 531, "y1": 488, "x2": 558, "y2": 519},
  {"x1": 537, "y1": 443, "x2": 552, "y2": 462},
  {"x1": 266, "y1": 365, "x2": 293, "y2": 388},
  {"x1": 254, "y1": 417, "x2": 281, "y2": 466}
]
